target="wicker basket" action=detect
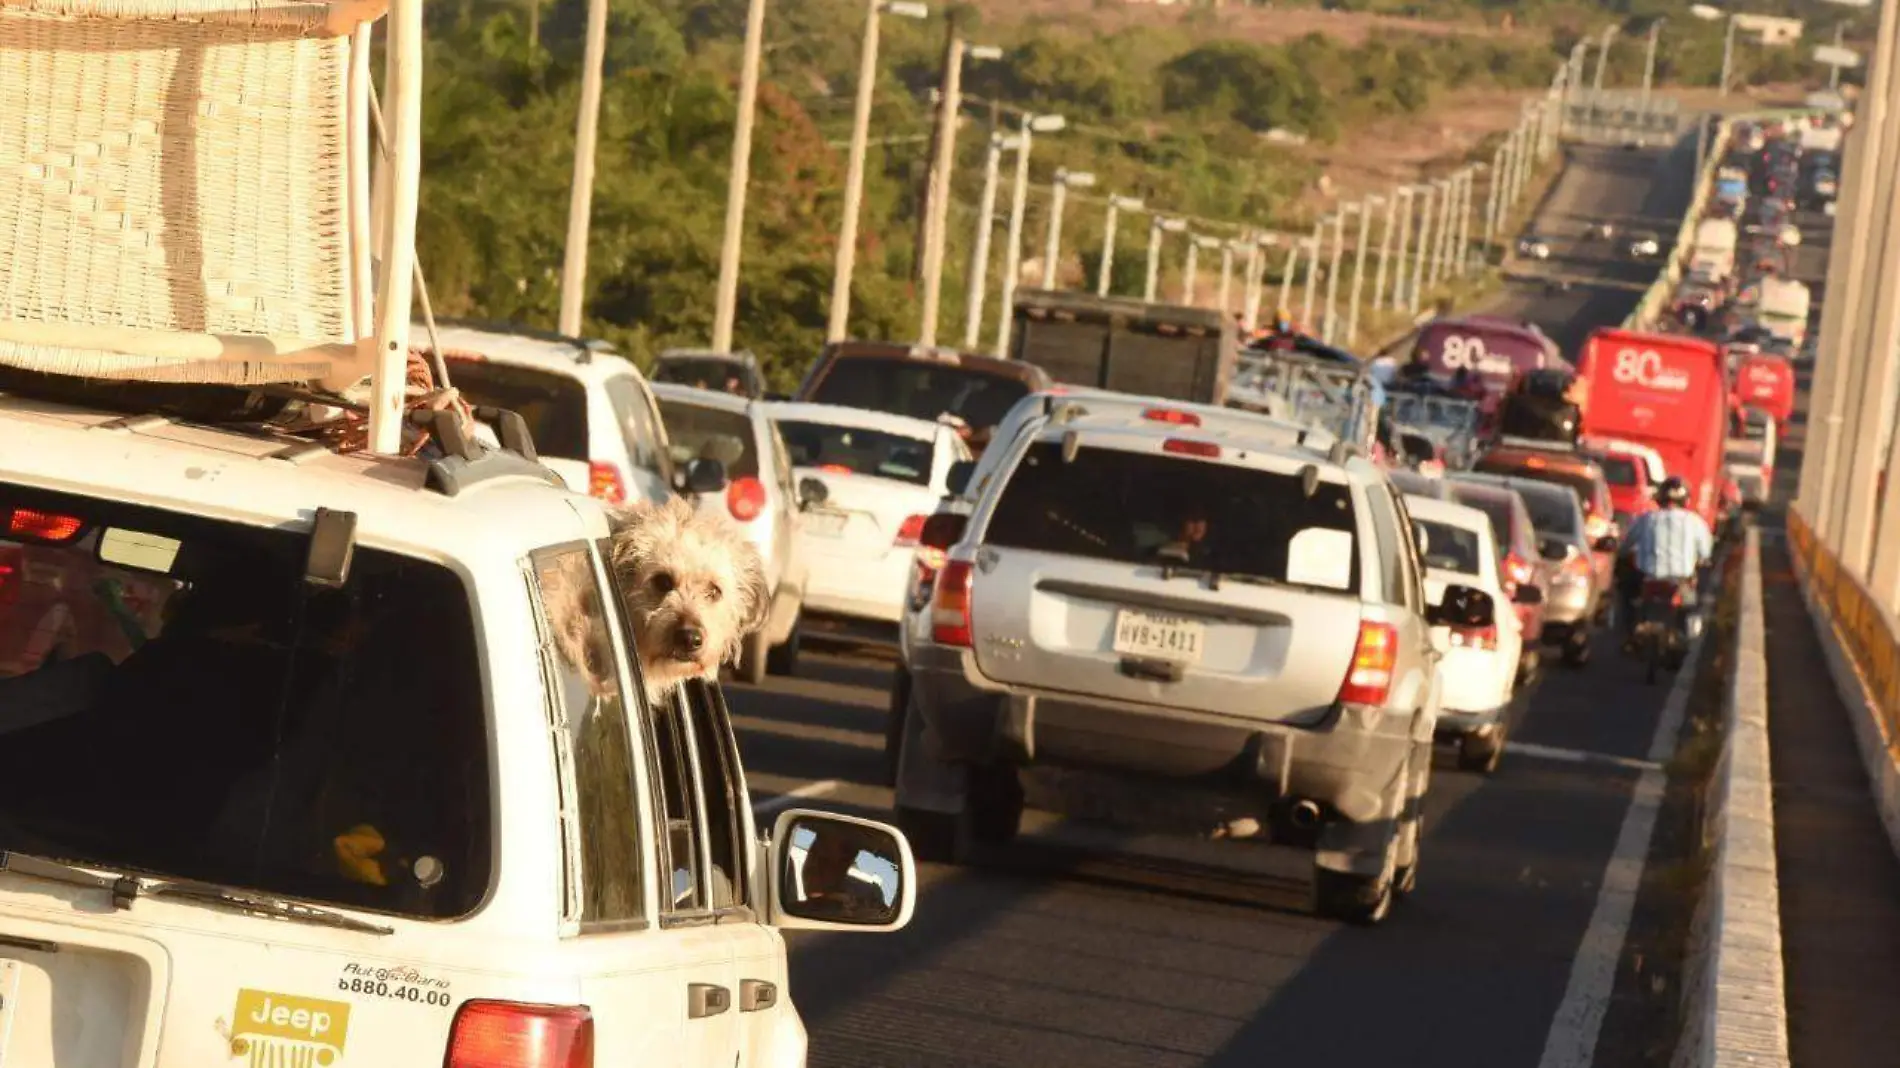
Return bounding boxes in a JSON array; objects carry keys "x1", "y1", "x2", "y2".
[{"x1": 0, "y1": 0, "x2": 384, "y2": 385}]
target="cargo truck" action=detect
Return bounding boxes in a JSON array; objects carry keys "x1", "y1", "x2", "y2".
[{"x1": 1008, "y1": 288, "x2": 1237, "y2": 407}]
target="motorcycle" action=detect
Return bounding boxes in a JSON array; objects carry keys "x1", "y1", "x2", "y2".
[{"x1": 1633, "y1": 577, "x2": 1695, "y2": 684}]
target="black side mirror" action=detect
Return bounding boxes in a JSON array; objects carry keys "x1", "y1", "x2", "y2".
[
  {"x1": 797, "y1": 476, "x2": 829, "y2": 510},
  {"x1": 1513, "y1": 584, "x2": 1545, "y2": 606},
  {"x1": 679, "y1": 457, "x2": 728, "y2": 495},
  {"x1": 918, "y1": 512, "x2": 968, "y2": 551},
  {"x1": 1593, "y1": 534, "x2": 1619, "y2": 553},
  {"x1": 1539, "y1": 537, "x2": 1570, "y2": 563},
  {"x1": 945, "y1": 459, "x2": 977, "y2": 498},
  {"x1": 1428, "y1": 584, "x2": 1496, "y2": 628}
]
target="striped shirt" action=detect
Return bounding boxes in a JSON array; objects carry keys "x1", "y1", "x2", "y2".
[{"x1": 1625, "y1": 506, "x2": 1712, "y2": 581}]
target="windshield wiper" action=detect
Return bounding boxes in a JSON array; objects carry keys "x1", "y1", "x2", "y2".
[{"x1": 0, "y1": 852, "x2": 393, "y2": 936}]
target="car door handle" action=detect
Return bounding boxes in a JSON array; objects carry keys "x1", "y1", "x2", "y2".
[
  {"x1": 687, "y1": 983, "x2": 731, "y2": 1019},
  {"x1": 739, "y1": 979, "x2": 778, "y2": 1013}
]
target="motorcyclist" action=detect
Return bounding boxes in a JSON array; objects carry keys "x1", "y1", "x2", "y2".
[{"x1": 1617, "y1": 477, "x2": 1713, "y2": 647}]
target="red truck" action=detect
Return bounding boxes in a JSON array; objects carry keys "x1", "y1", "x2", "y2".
[
  {"x1": 1731, "y1": 350, "x2": 1795, "y2": 424},
  {"x1": 1576, "y1": 328, "x2": 1730, "y2": 527}
]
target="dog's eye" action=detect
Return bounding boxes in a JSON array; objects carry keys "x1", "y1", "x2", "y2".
[
  {"x1": 651, "y1": 572, "x2": 676, "y2": 594},
  {"x1": 707, "y1": 584, "x2": 723, "y2": 603}
]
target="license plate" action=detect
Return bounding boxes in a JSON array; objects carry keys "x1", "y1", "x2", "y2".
[
  {"x1": 802, "y1": 510, "x2": 848, "y2": 538},
  {"x1": 1112, "y1": 609, "x2": 1206, "y2": 664}
]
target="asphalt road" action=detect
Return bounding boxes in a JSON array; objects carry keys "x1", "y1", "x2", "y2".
[{"x1": 729, "y1": 134, "x2": 1711, "y2": 1068}]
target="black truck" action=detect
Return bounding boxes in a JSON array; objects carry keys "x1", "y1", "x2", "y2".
[{"x1": 1007, "y1": 289, "x2": 1237, "y2": 406}]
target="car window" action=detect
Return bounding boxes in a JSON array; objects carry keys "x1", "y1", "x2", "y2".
[
  {"x1": 767, "y1": 420, "x2": 797, "y2": 496},
  {"x1": 1363, "y1": 485, "x2": 1410, "y2": 607},
  {"x1": 646, "y1": 681, "x2": 749, "y2": 918},
  {"x1": 653, "y1": 357, "x2": 760, "y2": 398},
  {"x1": 1449, "y1": 487, "x2": 1513, "y2": 555},
  {"x1": 1518, "y1": 485, "x2": 1582, "y2": 537},
  {"x1": 530, "y1": 545, "x2": 645, "y2": 926},
  {"x1": 443, "y1": 359, "x2": 589, "y2": 459},
  {"x1": 604, "y1": 376, "x2": 671, "y2": 483},
  {"x1": 1416, "y1": 519, "x2": 1484, "y2": 576},
  {"x1": 0, "y1": 490, "x2": 492, "y2": 920},
  {"x1": 659, "y1": 399, "x2": 760, "y2": 480},
  {"x1": 1590, "y1": 453, "x2": 1642, "y2": 487},
  {"x1": 983, "y1": 441, "x2": 1361, "y2": 594},
  {"x1": 646, "y1": 683, "x2": 710, "y2": 916},
  {"x1": 677, "y1": 679, "x2": 749, "y2": 912},
  {"x1": 1386, "y1": 486, "x2": 1425, "y2": 609},
  {"x1": 806, "y1": 358, "x2": 1030, "y2": 431},
  {"x1": 777, "y1": 420, "x2": 935, "y2": 487}
]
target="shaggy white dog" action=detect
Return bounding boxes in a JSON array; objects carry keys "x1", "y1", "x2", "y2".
[{"x1": 608, "y1": 497, "x2": 769, "y2": 702}]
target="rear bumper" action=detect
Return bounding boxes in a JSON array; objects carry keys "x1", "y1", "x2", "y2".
[{"x1": 904, "y1": 644, "x2": 1419, "y2": 824}]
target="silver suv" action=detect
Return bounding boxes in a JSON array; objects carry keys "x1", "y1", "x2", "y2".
[{"x1": 891, "y1": 399, "x2": 1495, "y2": 923}]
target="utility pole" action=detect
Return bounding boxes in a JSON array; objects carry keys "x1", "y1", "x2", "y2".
[
  {"x1": 916, "y1": 33, "x2": 965, "y2": 346},
  {"x1": 1324, "y1": 209, "x2": 1347, "y2": 344},
  {"x1": 1456, "y1": 167, "x2": 1477, "y2": 276},
  {"x1": 1430, "y1": 178, "x2": 1453, "y2": 290},
  {"x1": 1301, "y1": 224, "x2": 1322, "y2": 328},
  {"x1": 1372, "y1": 192, "x2": 1397, "y2": 314},
  {"x1": 1216, "y1": 241, "x2": 1236, "y2": 314},
  {"x1": 1279, "y1": 243, "x2": 1300, "y2": 322},
  {"x1": 711, "y1": 0, "x2": 768, "y2": 352},
  {"x1": 1097, "y1": 195, "x2": 1143, "y2": 297},
  {"x1": 961, "y1": 120, "x2": 1007, "y2": 349},
  {"x1": 1592, "y1": 24, "x2": 1617, "y2": 93},
  {"x1": 1040, "y1": 169, "x2": 1095, "y2": 289},
  {"x1": 1144, "y1": 215, "x2": 1182, "y2": 303},
  {"x1": 1410, "y1": 182, "x2": 1435, "y2": 314},
  {"x1": 1641, "y1": 19, "x2": 1664, "y2": 113},
  {"x1": 994, "y1": 112, "x2": 1062, "y2": 356},
  {"x1": 1241, "y1": 236, "x2": 1268, "y2": 332},
  {"x1": 1183, "y1": 235, "x2": 1201, "y2": 305},
  {"x1": 557, "y1": 0, "x2": 609, "y2": 335},
  {"x1": 1390, "y1": 186, "x2": 1414, "y2": 312},
  {"x1": 1483, "y1": 146, "x2": 1504, "y2": 256},
  {"x1": 1347, "y1": 197, "x2": 1375, "y2": 344},
  {"x1": 1720, "y1": 15, "x2": 1738, "y2": 96}
]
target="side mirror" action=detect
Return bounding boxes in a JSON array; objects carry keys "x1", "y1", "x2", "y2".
[
  {"x1": 767, "y1": 809, "x2": 914, "y2": 932},
  {"x1": 797, "y1": 476, "x2": 829, "y2": 510},
  {"x1": 1427, "y1": 583, "x2": 1496, "y2": 628},
  {"x1": 1539, "y1": 537, "x2": 1570, "y2": 563},
  {"x1": 1411, "y1": 521, "x2": 1431, "y2": 558},
  {"x1": 945, "y1": 459, "x2": 977, "y2": 498},
  {"x1": 918, "y1": 512, "x2": 969, "y2": 551},
  {"x1": 1592, "y1": 534, "x2": 1619, "y2": 553},
  {"x1": 679, "y1": 457, "x2": 728, "y2": 496},
  {"x1": 1513, "y1": 583, "x2": 1545, "y2": 606}
]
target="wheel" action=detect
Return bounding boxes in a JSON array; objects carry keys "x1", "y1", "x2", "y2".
[
  {"x1": 1395, "y1": 812, "x2": 1423, "y2": 897},
  {"x1": 884, "y1": 668, "x2": 911, "y2": 787},
  {"x1": 1457, "y1": 730, "x2": 1504, "y2": 774},
  {"x1": 1315, "y1": 865, "x2": 1395, "y2": 925},
  {"x1": 1561, "y1": 631, "x2": 1592, "y2": 668},
  {"x1": 967, "y1": 763, "x2": 1025, "y2": 845},
  {"x1": 766, "y1": 610, "x2": 801, "y2": 676},
  {"x1": 735, "y1": 627, "x2": 769, "y2": 686}
]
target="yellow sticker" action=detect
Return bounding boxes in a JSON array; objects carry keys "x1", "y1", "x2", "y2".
[{"x1": 232, "y1": 989, "x2": 351, "y2": 1065}]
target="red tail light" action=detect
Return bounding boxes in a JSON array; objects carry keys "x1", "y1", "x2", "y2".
[
  {"x1": 586, "y1": 462, "x2": 626, "y2": 505},
  {"x1": 7, "y1": 509, "x2": 84, "y2": 543},
  {"x1": 931, "y1": 559, "x2": 975, "y2": 646},
  {"x1": 1503, "y1": 552, "x2": 1535, "y2": 590},
  {"x1": 1143, "y1": 407, "x2": 1202, "y2": 427},
  {"x1": 818, "y1": 463, "x2": 853, "y2": 475},
  {"x1": 1337, "y1": 621, "x2": 1398, "y2": 706},
  {"x1": 727, "y1": 476, "x2": 767, "y2": 522},
  {"x1": 1162, "y1": 438, "x2": 1221, "y2": 458},
  {"x1": 1448, "y1": 624, "x2": 1499, "y2": 651},
  {"x1": 1562, "y1": 552, "x2": 1593, "y2": 582},
  {"x1": 445, "y1": 1000, "x2": 593, "y2": 1068},
  {"x1": 894, "y1": 514, "x2": 927, "y2": 547}
]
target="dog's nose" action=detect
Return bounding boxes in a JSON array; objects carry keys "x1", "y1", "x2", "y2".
[{"x1": 675, "y1": 625, "x2": 705, "y2": 654}]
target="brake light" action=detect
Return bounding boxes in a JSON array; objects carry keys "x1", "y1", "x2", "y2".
[
  {"x1": 819, "y1": 463, "x2": 853, "y2": 475},
  {"x1": 1162, "y1": 438, "x2": 1221, "y2": 458},
  {"x1": 1448, "y1": 624, "x2": 1499, "y2": 651},
  {"x1": 894, "y1": 514, "x2": 927, "y2": 547},
  {"x1": 1503, "y1": 552, "x2": 1536, "y2": 590},
  {"x1": 727, "y1": 476, "x2": 767, "y2": 522},
  {"x1": 446, "y1": 1000, "x2": 593, "y2": 1068},
  {"x1": 931, "y1": 559, "x2": 975, "y2": 646},
  {"x1": 1524, "y1": 456, "x2": 1547, "y2": 468},
  {"x1": 1563, "y1": 553, "x2": 1592, "y2": 581},
  {"x1": 1143, "y1": 407, "x2": 1202, "y2": 427},
  {"x1": 1337, "y1": 621, "x2": 1398, "y2": 706},
  {"x1": 586, "y1": 462, "x2": 626, "y2": 505},
  {"x1": 7, "y1": 509, "x2": 83, "y2": 543}
]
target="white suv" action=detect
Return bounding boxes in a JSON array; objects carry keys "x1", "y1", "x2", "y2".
[
  {"x1": 429, "y1": 321, "x2": 678, "y2": 506},
  {"x1": 893, "y1": 397, "x2": 1495, "y2": 923},
  {"x1": 0, "y1": 383, "x2": 915, "y2": 1067}
]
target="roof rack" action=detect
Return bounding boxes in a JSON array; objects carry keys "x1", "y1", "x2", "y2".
[{"x1": 430, "y1": 317, "x2": 615, "y2": 364}]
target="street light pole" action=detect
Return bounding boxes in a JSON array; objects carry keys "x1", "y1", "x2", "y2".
[
  {"x1": 1217, "y1": 240, "x2": 1237, "y2": 313},
  {"x1": 1242, "y1": 236, "x2": 1270, "y2": 332},
  {"x1": 1390, "y1": 186, "x2": 1414, "y2": 311},
  {"x1": 1301, "y1": 223, "x2": 1322, "y2": 328},
  {"x1": 995, "y1": 111, "x2": 1063, "y2": 356},
  {"x1": 1592, "y1": 25, "x2": 1617, "y2": 93},
  {"x1": 557, "y1": 0, "x2": 609, "y2": 335},
  {"x1": 1641, "y1": 19, "x2": 1664, "y2": 112},
  {"x1": 918, "y1": 38, "x2": 1001, "y2": 346},
  {"x1": 961, "y1": 131, "x2": 1012, "y2": 349},
  {"x1": 1183, "y1": 235, "x2": 1201, "y2": 305},
  {"x1": 1430, "y1": 178, "x2": 1454, "y2": 289},
  {"x1": 1279, "y1": 243, "x2": 1301, "y2": 322},
  {"x1": 1484, "y1": 146, "x2": 1504, "y2": 256},
  {"x1": 1097, "y1": 196, "x2": 1143, "y2": 297},
  {"x1": 1144, "y1": 215, "x2": 1183, "y2": 302},
  {"x1": 1372, "y1": 192, "x2": 1397, "y2": 314},
  {"x1": 827, "y1": 0, "x2": 928, "y2": 343},
  {"x1": 1040, "y1": 168, "x2": 1095, "y2": 289},
  {"x1": 1720, "y1": 15, "x2": 1738, "y2": 96},
  {"x1": 1410, "y1": 183, "x2": 1435, "y2": 314},
  {"x1": 1324, "y1": 208, "x2": 1348, "y2": 344},
  {"x1": 1347, "y1": 196, "x2": 1376, "y2": 344},
  {"x1": 711, "y1": 0, "x2": 768, "y2": 352}
]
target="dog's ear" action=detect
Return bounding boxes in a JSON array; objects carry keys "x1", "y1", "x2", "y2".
[{"x1": 734, "y1": 537, "x2": 772, "y2": 634}]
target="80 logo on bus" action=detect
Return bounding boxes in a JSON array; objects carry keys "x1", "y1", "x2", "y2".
[
  {"x1": 1609, "y1": 348, "x2": 1691, "y2": 391},
  {"x1": 1437, "y1": 335, "x2": 1514, "y2": 374}
]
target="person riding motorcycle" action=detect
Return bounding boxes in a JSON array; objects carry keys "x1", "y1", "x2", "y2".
[{"x1": 1617, "y1": 477, "x2": 1713, "y2": 647}]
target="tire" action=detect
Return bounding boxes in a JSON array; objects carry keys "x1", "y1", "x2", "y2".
[
  {"x1": 1457, "y1": 730, "x2": 1504, "y2": 774},
  {"x1": 884, "y1": 668, "x2": 911, "y2": 787},
  {"x1": 968, "y1": 764, "x2": 1025, "y2": 845},
  {"x1": 1315, "y1": 866, "x2": 1395, "y2": 925},
  {"x1": 735, "y1": 627, "x2": 769, "y2": 686},
  {"x1": 766, "y1": 610, "x2": 801, "y2": 677},
  {"x1": 1395, "y1": 812, "x2": 1422, "y2": 897},
  {"x1": 1561, "y1": 631, "x2": 1592, "y2": 668}
]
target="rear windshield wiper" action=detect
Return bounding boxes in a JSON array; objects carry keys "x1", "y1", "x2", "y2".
[{"x1": 0, "y1": 852, "x2": 393, "y2": 936}]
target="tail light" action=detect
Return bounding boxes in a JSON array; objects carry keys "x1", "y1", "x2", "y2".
[
  {"x1": 1448, "y1": 624, "x2": 1498, "y2": 651},
  {"x1": 445, "y1": 1000, "x2": 593, "y2": 1068},
  {"x1": 1585, "y1": 512, "x2": 1612, "y2": 541},
  {"x1": 1503, "y1": 552, "x2": 1536, "y2": 590},
  {"x1": 1143, "y1": 407, "x2": 1201, "y2": 427},
  {"x1": 894, "y1": 514, "x2": 927, "y2": 547},
  {"x1": 586, "y1": 462, "x2": 626, "y2": 505},
  {"x1": 7, "y1": 509, "x2": 84, "y2": 543},
  {"x1": 1561, "y1": 552, "x2": 1593, "y2": 583},
  {"x1": 818, "y1": 463, "x2": 853, "y2": 475},
  {"x1": 1162, "y1": 438, "x2": 1221, "y2": 458},
  {"x1": 1337, "y1": 621, "x2": 1398, "y2": 706},
  {"x1": 930, "y1": 559, "x2": 975, "y2": 646},
  {"x1": 727, "y1": 476, "x2": 767, "y2": 522}
]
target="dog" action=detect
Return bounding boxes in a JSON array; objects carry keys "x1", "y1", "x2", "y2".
[{"x1": 607, "y1": 496, "x2": 770, "y2": 703}]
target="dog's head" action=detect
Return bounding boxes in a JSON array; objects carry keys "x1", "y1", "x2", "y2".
[{"x1": 607, "y1": 496, "x2": 769, "y2": 696}]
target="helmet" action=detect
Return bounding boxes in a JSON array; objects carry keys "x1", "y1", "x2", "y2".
[{"x1": 1656, "y1": 476, "x2": 1690, "y2": 506}]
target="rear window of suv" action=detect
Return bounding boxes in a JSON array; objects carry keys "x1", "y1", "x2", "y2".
[
  {"x1": 0, "y1": 490, "x2": 491, "y2": 920},
  {"x1": 1416, "y1": 519, "x2": 1483, "y2": 576},
  {"x1": 805, "y1": 358, "x2": 1029, "y2": 431},
  {"x1": 777, "y1": 420, "x2": 935, "y2": 486},
  {"x1": 441, "y1": 359, "x2": 588, "y2": 459},
  {"x1": 984, "y1": 441, "x2": 1361, "y2": 593},
  {"x1": 659, "y1": 399, "x2": 761, "y2": 480}
]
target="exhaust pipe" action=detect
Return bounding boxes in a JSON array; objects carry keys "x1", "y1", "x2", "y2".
[{"x1": 1288, "y1": 800, "x2": 1322, "y2": 829}]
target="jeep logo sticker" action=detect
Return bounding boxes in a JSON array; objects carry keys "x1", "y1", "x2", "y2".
[{"x1": 231, "y1": 989, "x2": 351, "y2": 1065}]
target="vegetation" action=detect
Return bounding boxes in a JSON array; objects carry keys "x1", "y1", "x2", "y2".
[{"x1": 410, "y1": 0, "x2": 1818, "y2": 387}]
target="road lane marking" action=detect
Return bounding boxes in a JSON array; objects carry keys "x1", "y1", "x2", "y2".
[
  {"x1": 730, "y1": 712, "x2": 882, "y2": 750},
  {"x1": 1507, "y1": 741, "x2": 1665, "y2": 774},
  {"x1": 754, "y1": 778, "x2": 842, "y2": 817},
  {"x1": 1535, "y1": 630, "x2": 1699, "y2": 1068}
]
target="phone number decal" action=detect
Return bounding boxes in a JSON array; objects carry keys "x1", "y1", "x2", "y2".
[{"x1": 337, "y1": 976, "x2": 454, "y2": 1007}]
